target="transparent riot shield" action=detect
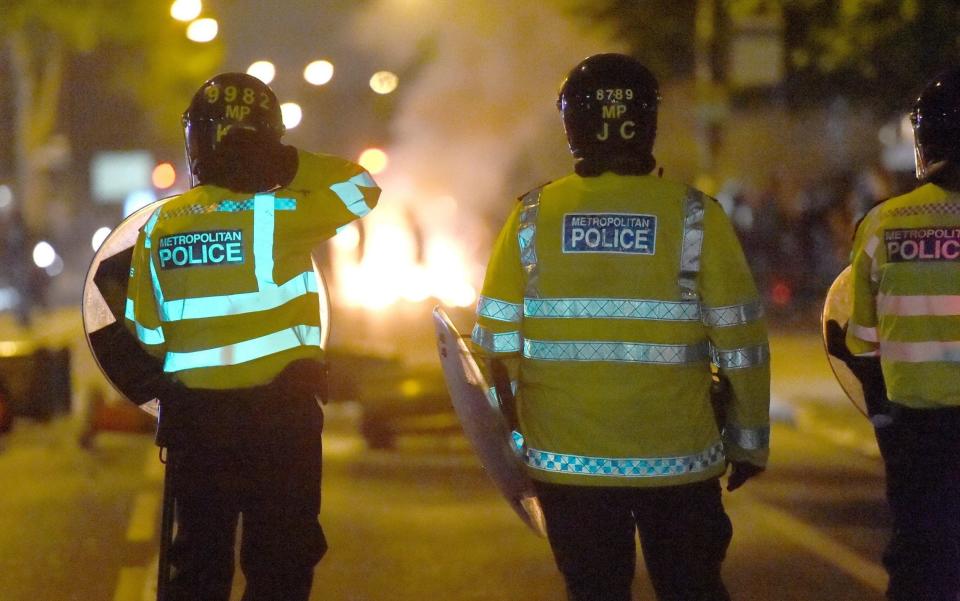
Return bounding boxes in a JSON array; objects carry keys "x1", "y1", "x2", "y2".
[
  {"x1": 433, "y1": 306, "x2": 547, "y2": 537},
  {"x1": 81, "y1": 200, "x2": 331, "y2": 416},
  {"x1": 820, "y1": 265, "x2": 868, "y2": 417}
]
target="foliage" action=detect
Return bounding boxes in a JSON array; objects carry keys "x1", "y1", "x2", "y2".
[
  {"x1": 1, "y1": 0, "x2": 223, "y2": 147},
  {"x1": 572, "y1": 0, "x2": 960, "y2": 113}
]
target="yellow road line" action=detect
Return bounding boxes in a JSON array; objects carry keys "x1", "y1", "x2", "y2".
[
  {"x1": 144, "y1": 446, "x2": 165, "y2": 483},
  {"x1": 113, "y1": 567, "x2": 146, "y2": 601},
  {"x1": 743, "y1": 491, "x2": 887, "y2": 593},
  {"x1": 126, "y1": 492, "x2": 160, "y2": 542}
]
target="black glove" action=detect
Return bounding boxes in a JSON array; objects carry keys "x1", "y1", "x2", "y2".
[
  {"x1": 726, "y1": 461, "x2": 764, "y2": 491},
  {"x1": 825, "y1": 320, "x2": 888, "y2": 417}
]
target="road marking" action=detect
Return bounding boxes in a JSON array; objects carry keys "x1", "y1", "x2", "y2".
[
  {"x1": 144, "y1": 446, "x2": 165, "y2": 482},
  {"x1": 113, "y1": 567, "x2": 146, "y2": 601},
  {"x1": 742, "y1": 491, "x2": 887, "y2": 593},
  {"x1": 126, "y1": 492, "x2": 160, "y2": 542}
]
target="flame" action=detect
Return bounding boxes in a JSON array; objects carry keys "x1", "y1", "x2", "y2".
[{"x1": 329, "y1": 196, "x2": 478, "y2": 311}]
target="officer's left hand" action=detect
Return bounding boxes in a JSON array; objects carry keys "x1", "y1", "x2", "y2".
[{"x1": 726, "y1": 461, "x2": 764, "y2": 492}]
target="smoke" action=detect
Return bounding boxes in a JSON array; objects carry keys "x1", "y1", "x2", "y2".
[{"x1": 347, "y1": 1, "x2": 621, "y2": 286}]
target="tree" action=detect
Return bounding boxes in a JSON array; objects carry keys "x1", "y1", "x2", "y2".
[
  {"x1": 1, "y1": 0, "x2": 222, "y2": 233},
  {"x1": 577, "y1": 0, "x2": 960, "y2": 113}
]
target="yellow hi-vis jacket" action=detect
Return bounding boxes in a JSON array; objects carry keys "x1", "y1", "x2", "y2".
[
  {"x1": 473, "y1": 172, "x2": 770, "y2": 488},
  {"x1": 125, "y1": 149, "x2": 380, "y2": 390},
  {"x1": 846, "y1": 182, "x2": 960, "y2": 408}
]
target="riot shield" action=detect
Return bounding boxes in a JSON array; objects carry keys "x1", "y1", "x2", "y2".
[
  {"x1": 433, "y1": 306, "x2": 547, "y2": 537},
  {"x1": 81, "y1": 200, "x2": 332, "y2": 415},
  {"x1": 820, "y1": 266, "x2": 868, "y2": 417}
]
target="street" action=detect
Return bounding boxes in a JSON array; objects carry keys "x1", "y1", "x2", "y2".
[{"x1": 0, "y1": 332, "x2": 890, "y2": 601}]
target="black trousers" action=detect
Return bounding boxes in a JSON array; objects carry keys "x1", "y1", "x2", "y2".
[
  {"x1": 164, "y1": 387, "x2": 326, "y2": 601},
  {"x1": 534, "y1": 478, "x2": 732, "y2": 601},
  {"x1": 874, "y1": 404, "x2": 960, "y2": 601}
]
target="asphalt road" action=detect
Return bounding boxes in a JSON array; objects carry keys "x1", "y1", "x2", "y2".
[{"x1": 0, "y1": 332, "x2": 891, "y2": 601}]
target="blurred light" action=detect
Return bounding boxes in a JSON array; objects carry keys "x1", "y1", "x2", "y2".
[
  {"x1": 170, "y1": 0, "x2": 202, "y2": 21},
  {"x1": 45, "y1": 255, "x2": 64, "y2": 277},
  {"x1": 369, "y1": 71, "x2": 399, "y2": 95},
  {"x1": 32, "y1": 241, "x2": 56, "y2": 269},
  {"x1": 280, "y1": 102, "x2": 302, "y2": 129},
  {"x1": 91, "y1": 227, "x2": 112, "y2": 251},
  {"x1": 771, "y1": 280, "x2": 793, "y2": 307},
  {"x1": 0, "y1": 185, "x2": 11, "y2": 210},
  {"x1": 332, "y1": 223, "x2": 361, "y2": 252},
  {"x1": 186, "y1": 18, "x2": 218, "y2": 42},
  {"x1": 123, "y1": 189, "x2": 157, "y2": 217},
  {"x1": 304, "y1": 60, "x2": 334, "y2": 86},
  {"x1": 247, "y1": 60, "x2": 276, "y2": 84},
  {"x1": 358, "y1": 148, "x2": 388, "y2": 174},
  {"x1": 152, "y1": 162, "x2": 177, "y2": 189}
]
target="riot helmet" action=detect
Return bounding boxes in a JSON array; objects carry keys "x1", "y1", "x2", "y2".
[
  {"x1": 910, "y1": 66, "x2": 960, "y2": 181},
  {"x1": 182, "y1": 72, "x2": 286, "y2": 188},
  {"x1": 557, "y1": 54, "x2": 660, "y2": 175}
]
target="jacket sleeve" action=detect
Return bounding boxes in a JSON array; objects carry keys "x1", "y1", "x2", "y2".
[
  {"x1": 698, "y1": 199, "x2": 771, "y2": 467},
  {"x1": 286, "y1": 149, "x2": 381, "y2": 241},
  {"x1": 472, "y1": 203, "x2": 525, "y2": 384},
  {"x1": 845, "y1": 212, "x2": 881, "y2": 356}
]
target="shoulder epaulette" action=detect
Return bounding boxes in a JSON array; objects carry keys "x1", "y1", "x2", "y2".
[{"x1": 515, "y1": 180, "x2": 553, "y2": 202}]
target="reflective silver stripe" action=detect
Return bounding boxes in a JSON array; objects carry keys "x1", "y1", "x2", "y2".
[
  {"x1": 724, "y1": 424, "x2": 770, "y2": 450},
  {"x1": 471, "y1": 324, "x2": 522, "y2": 353},
  {"x1": 477, "y1": 296, "x2": 522, "y2": 322},
  {"x1": 849, "y1": 321, "x2": 878, "y2": 343},
  {"x1": 877, "y1": 294, "x2": 960, "y2": 317},
  {"x1": 880, "y1": 340, "x2": 960, "y2": 363},
  {"x1": 524, "y1": 441, "x2": 725, "y2": 478},
  {"x1": 712, "y1": 343, "x2": 769, "y2": 369},
  {"x1": 125, "y1": 299, "x2": 165, "y2": 345},
  {"x1": 524, "y1": 297, "x2": 700, "y2": 321},
  {"x1": 518, "y1": 188, "x2": 542, "y2": 298},
  {"x1": 702, "y1": 300, "x2": 764, "y2": 327},
  {"x1": 678, "y1": 189, "x2": 706, "y2": 300},
  {"x1": 864, "y1": 235, "x2": 882, "y2": 283},
  {"x1": 159, "y1": 271, "x2": 318, "y2": 321},
  {"x1": 523, "y1": 339, "x2": 709, "y2": 364},
  {"x1": 163, "y1": 324, "x2": 320, "y2": 373},
  {"x1": 330, "y1": 172, "x2": 377, "y2": 217}
]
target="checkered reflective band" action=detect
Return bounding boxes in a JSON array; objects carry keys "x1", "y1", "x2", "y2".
[
  {"x1": 712, "y1": 343, "x2": 769, "y2": 369},
  {"x1": 524, "y1": 297, "x2": 700, "y2": 321},
  {"x1": 523, "y1": 339, "x2": 709, "y2": 364},
  {"x1": 477, "y1": 296, "x2": 523, "y2": 322},
  {"x1": 524, "y1": 441, "x2": 725, "y2": 477}
]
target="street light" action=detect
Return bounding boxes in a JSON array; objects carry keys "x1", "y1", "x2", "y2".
[
  {"x1": 152, "y1": 162, "x2": 177, "y2": 190},
  {"x1": 186, "y1": 18, "x2": 218, "y2": 42},
  {"x1": 247, "y1": 61, "x2": 276, "y2": 84},
  {"x1": 369, "y1": 71, "x2": 399, "y2": 95},
  {"x1": 281, "y1": 102, "x2": 303, "y2": 129},
  {"x1": 304, "y1": 60, "x2": 334, "y2": 86},
  {"x1": 170, "y1": 0, "x2": 202, "y2": 21},
  {"x1": 358, "y1": 148, "x2": 388, "y2": 174}
]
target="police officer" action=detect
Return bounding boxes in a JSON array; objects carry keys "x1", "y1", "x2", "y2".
[
  {"x1": 124, "y1": 72, "x2": 380, "y2": 601},
  {"x1": 840, "y1": 67, "x2": 960, "y2": 601},
  {"x1": 472, "y1": 54, "x2": 770, "y2": 601}
]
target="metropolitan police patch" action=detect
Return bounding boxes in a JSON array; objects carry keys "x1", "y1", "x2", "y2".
[
  {"x1": 885, "y1": 227, "x2": 960, "y2": 262},
  {"x1": 158, "y1": 229, "x2": 245, "y2": 269},
  {"x1": 562, "y1": 213, "x2": 656, "y2": 254}
]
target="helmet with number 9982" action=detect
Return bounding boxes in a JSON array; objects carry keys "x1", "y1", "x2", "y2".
[
  {"x1": 557, "y1": 54, "x2": 660, "y2": 169},
  {"x1": 182, "y1": 72, "x2": 285, "y2": 187},
  {"x1": 911, "y1": 66, "x2": 960, "y2": 181}
]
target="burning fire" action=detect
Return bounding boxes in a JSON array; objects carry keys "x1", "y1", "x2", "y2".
[{"x1": 328, "y1": 193, "x2": 478, "y2": 310}]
